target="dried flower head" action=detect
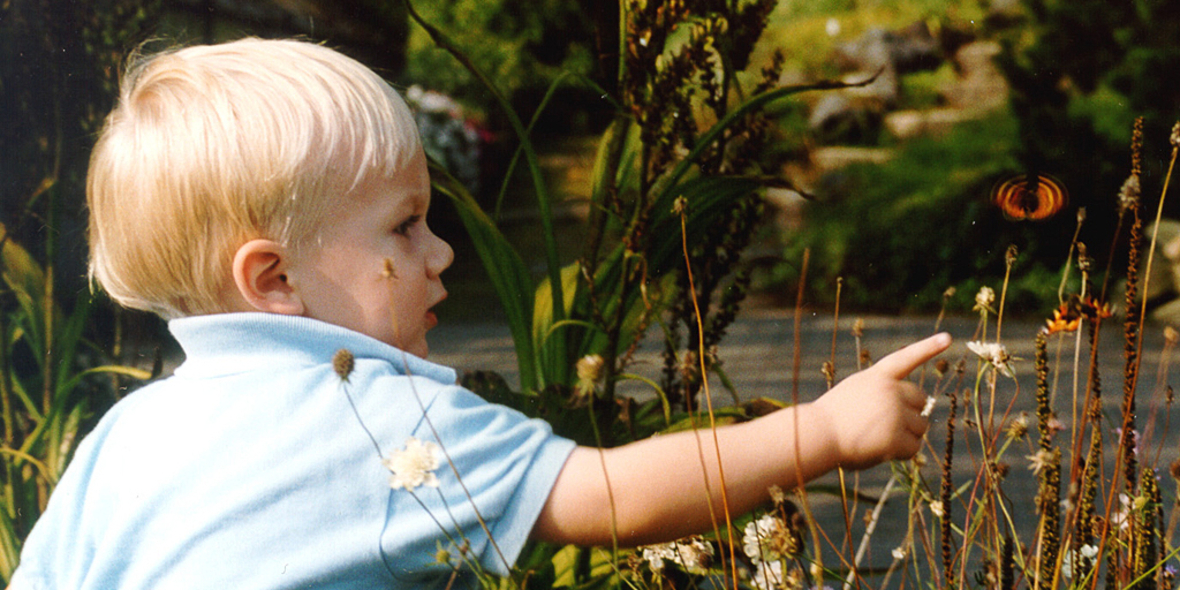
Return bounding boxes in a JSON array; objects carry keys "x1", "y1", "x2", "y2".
[
  {"x1": 1006, "y1": 413, "x2": 1030, "y2": 440},
  {"x1": 820, "y1": 361, "x2": 835, "y2": 383},
  {"x1": 768, "y1": 485, "x2": 786, "y2": 505},
  {"x1": 1171, "y1": 121, "x2": 1180, "y2": 148},
  {"x1": 992, "y1": 461, "x2": 1010, "y2": 479},
  {"x1": 943, "y1": 286, "x2": 956, "y2": 299},
  {"x1": 852, "y1": 318, "x2": 864, "y2": 338},
  {"x1": 672, "y1": 196, "x2": 688, "y2": 216},
  {"x1": 1005, "y1": 244, "x2": 1019, "y2": 267},
  {"x1": 333, "y1": 348, "x2": 355, "y2": 382},
  {"x1": 935, "y1": 358, "x2": 949, "y2": 376},
  {"x1": 974, "y1": 286, "x2": 995, "y2": 313},
  {"x1": 1119, "y1": 174, "x2": 1141, "y2": 211},
  {"x1": 576, "y1": 354, "x2": 605, "y2": 384},
  {"x1": 1077, "y1": 244, "x2": 1093, "y2": 273},
  {"x1": 1166, "y1": 325, "x2": 1179, "y2": 345},
  {"x1": 575, "y1": 354, "x2": 606, "y2": 398},
  {"x1": 384, "y1": 437, "x2": 442, "y2": 491}
]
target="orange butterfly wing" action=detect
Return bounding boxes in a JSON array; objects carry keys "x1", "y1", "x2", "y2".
[{"x1": 991, "y1": 174, "x2": 1069, "y2": 221}]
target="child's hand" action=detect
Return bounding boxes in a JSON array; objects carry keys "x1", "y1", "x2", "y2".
[{"x1": 808, "y1": 333, "x2": 951, "y2": 470}]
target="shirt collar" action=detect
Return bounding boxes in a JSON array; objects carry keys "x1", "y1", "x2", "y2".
[{"x1": 168, "y1": 312, "x2": 458, "y2": 384}]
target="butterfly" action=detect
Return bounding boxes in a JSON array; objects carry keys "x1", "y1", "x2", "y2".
[{"x1": 991, "y1": 173, "x2": 1069, "y2": 221}]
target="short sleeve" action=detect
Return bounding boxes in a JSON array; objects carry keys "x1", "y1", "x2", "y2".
[{"x1": 377, "y1": 383, "x2": 575, "y2": 579}]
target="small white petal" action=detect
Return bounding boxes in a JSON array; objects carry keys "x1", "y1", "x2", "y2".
[{"x1": 921, "y1": 396, "x2": 936, "y2": 417}]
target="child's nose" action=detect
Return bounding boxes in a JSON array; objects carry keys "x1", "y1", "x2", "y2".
[{"x1": 428, "y1": 231, "x2": 454, "y2": 276}]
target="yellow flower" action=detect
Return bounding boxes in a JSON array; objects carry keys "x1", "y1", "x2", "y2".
[{"x1": 1045, "y1": 305, "x2": 1081, "y2": 335}]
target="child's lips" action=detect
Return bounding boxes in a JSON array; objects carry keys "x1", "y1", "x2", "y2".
[{"x1": 426, "y1": 292, "x2": 447, "y2": 329}]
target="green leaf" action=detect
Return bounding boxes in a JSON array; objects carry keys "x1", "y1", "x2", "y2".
[
  {"x1": 0, "y1": 506, "x2": 21, "y2": 583},
  {"x1": 533, "y1": 263, "x2": 582, "y2": 385},
  {"x1": 430, "y1": 161, "x2": 540, "y2": 391}
]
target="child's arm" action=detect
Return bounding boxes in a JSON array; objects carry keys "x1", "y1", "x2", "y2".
[{"x1": 531, "y1": 332, "x2": 951, "y2": 547}]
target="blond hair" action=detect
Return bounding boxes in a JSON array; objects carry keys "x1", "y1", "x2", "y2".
[{"x1": 88, "y1": 38, "x2": 421, "y2": 318}]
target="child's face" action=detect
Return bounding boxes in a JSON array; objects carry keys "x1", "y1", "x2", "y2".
[{"x1": 290, "y1": 149, "x2": 454, "y2": 357}]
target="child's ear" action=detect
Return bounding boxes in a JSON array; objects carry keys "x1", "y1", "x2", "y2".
[{"x1": 231, "y1": 239, "x2": 305, "y2": 315}]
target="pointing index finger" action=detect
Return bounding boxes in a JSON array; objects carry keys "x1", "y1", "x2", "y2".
[{"x1": 873, "y1": 333, "x2": 952, "y2": 379}]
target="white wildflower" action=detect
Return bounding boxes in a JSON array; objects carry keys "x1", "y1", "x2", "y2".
[
  {"x1": 384, "y1": 437, "x2": 442, "y2": 491},
  {"x1": 749, "y1": 559, "x2": 784, "y2": 590},
  {"x1": 921, "y1": 395, "x2": 936, "y2": 417},
  {"x1": 1061, "y1": 544, "x2": 1099, "y2": 580},
  {"x1": 1026, "y1": 448, "x2": 1055, "y2": 476},
  {"x1": 929, "y1": 500, "x2": 945, "y2": 519},
  {"x1": 641, "y1": 537, "x2": 713, "y2": 574},
  {"x1": 1110, "y1": 493, "x2": 1133, "y2": 531},
  {"x1": 743, "y1": 514, "x2": 793, "y2": 562},
  {"x1": 966, "y1": 341, "x2": 1015, "y2": 378},
  {"x1": 891, "y1": 546, "x2": 906, "y2": 561}
]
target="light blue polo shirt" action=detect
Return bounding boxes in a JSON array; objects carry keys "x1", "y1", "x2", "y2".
[{"x1": 11, "y1": 313, "x2": 575, "y2": 589}]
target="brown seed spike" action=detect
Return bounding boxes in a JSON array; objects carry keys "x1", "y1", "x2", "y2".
[
  {"x1": 333, "y1": 348, "x2": 355, "y2": 382},
  {"x1": 1132, "y1": 116, "x2": 1144, "y2": 177}
]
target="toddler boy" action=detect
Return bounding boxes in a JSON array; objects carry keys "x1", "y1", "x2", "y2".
[{"x1": 10, "y1": 38, "x2": 950, "y2": 589}]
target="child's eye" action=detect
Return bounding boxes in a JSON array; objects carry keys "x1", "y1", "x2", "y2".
[{"x1": 393, "y1": 215, "x2": 421, "y2": 236}]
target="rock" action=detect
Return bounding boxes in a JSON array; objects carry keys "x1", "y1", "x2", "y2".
[
  {"x1": 884, "y1": 108, "x2": 973, "y2": 139},
  {"x1": 943, "y1": 41, "x2": 1008, "y2": 111},
  {"x1": 825, "y1": 21, "x2": 945, "y2": 110},
  {"x1": 833, "y1": 23, "x2": 942, "y2": 75},
  {"x1": 808, "y1": 93, "x2": 885, "y2": 144}
]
